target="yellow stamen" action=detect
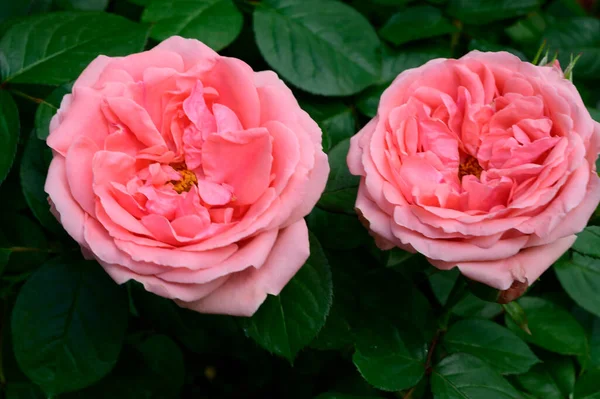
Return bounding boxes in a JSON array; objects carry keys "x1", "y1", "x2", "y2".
[
  {"x1": 458, "y1": 155, "x2": 483, "y2": 180},
  {"x1": 171, "y1": 168, "x2": 198, "y2": 194}
]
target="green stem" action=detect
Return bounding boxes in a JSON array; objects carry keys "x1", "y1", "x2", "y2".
[
  {"x1": 439, "y1": 274, "x2": 468, "y2": 330},
  {"x1": 8, "y1": 89, "x2": 56, "y2": 109},
  {"x1": 0, "y1": 300, "x2": 5, "y2": 386},
  {"x1": 6, "y1": 246, "x2": 62, "y2": 253}
]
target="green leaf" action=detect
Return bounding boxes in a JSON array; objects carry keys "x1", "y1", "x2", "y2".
[
  {"x1": 444, "y1": 319, "x2": 539, "y2": 375},
  {"x1": 317, "y1": 138, "x2": 360, "y2": 215},
  {"x1": 5, "y1": 383, "x2": 45, "y2": 399},
  {"x1": 142, "y1": 0, "x2": 243, "y2": 51},
  {"x1": 355, "y1": 85, "x2": 385, "y2": 118},
  {"x1": 369, "y1": 0, "x2": 411, "y2": 4},
  {"x1": 34, "y1": 84, "x2": 71, "y2": 140},
  {"x1": 20, "y1": 134, "x2": 64, "y2": 234},
  {"x1": 544, "y1": 18, "x2": 600, "y2": 79},
  {"x1": 131, "y1": 282, "x2": 242, "y2": 355},
  {"x1": 352, "y1": 270, "x2": 435, "y2": 391},
  {"x1": 429, "y1": 268, "x2": 460, "y2": 306},
  {"x1": 555, "y1": 252, "x2": 600, "y2": 318},
  {"x1": 447, "y1": 0, "x2": 541, "y2": 25},
  {"x1": 307, "y1": 208, "x2": 369, "y2": 250},
  {"x1": 130, "y1": 335, "x2": 185, "y2": 397},
  {"x1": 0, "y1": 90, "x2": 19, "y2": 186},
  {"x1": 379, "y1": 5, "x2": 457, "y2": 46},
  {"x1": 588, "y1": 108, "x2": 600, "y2": 123},
  {"x1": 0, "y1": 12, "x2": 150, "y2": 85},
  {"x1": 431, "y1": 353, "x2": 525, "y2": 399},
  {"x1": 253, "y1": 0, "x2": 381, "y2": 96},
  {"x1": 505, "y1": 13, "x2": 547, "y2": 46},
  {"x1": 380, "y1": 44, "x2": 451, "y2": 83},
  {"x1": 0, "y1": 248, "x2": 9, "y2": 277},
  {"x1": 579, "y1": 312, "x2": 600, "y2": 368},
  {"x1": 0, "y1": 213, "x2": 50, "y2": 275},
  {"x1": 310, "y1": 249, "x2": 373, "y2": 351},
  {"x1": 240, "y1": 233, "x2": 333, "y2": 361},
  {"x1": 453, "y1": 292, "x2": 503, "y2": 319},
  {"x1": 546, "y1": 0, "x2": 588, "y2": 17},
  {"x1": 0, "y1": 0, "x2": 51, "y2": 23},
  {"x1": 572, "y1": 226, "x2": 600, "y2": 258},
  {"x1": 505, "y1": 297, "x2": 588, "y2": 356},
  {"x1": 517, "y1": 355, "x2": 575, "y2": 399},
  {"x1": 55, "y1": 0, "x2": 109, "y2": 10},
  {"x1": 315, "y1": 394, "x2": 382, "y2": 399},
  {"x1": 300, "y1": 99, "x2": 356, "y2": 152},
  {"x1": 11, "y1": 258, "x2": 129, "y2": 396},
  {"x1": 63, "y1": 335, "x2": 185, "y2": 399},
  {"x1": 503, "y1": 301, "x2": 531, "y2": 335},
  {"x1": 575, "y1": 368, "x2": 600, "y2": 399}
]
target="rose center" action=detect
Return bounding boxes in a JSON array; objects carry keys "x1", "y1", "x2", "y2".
[
  {"x1": 458, "y1": 155, "x2": 483, "y2": 180},
  {"x1": 170, "y1": 163, "x2": 198, "y2": 194}
]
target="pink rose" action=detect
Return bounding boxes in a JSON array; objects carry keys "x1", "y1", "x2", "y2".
[
  {"x1": 45, "y1": 36, "x2": 329, "y2": 316},
  {"x1": 348, "y1": 51, "x2": 600, "y2": 292}
]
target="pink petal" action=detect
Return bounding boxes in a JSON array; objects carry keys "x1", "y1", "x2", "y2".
[
  {"x1": 45, "y1": 157, "x2": 87, "y2": 245},
  {"x1": 213, "y1": 103, "x2": 243, "y2": 133},
  {"x1": 152, "y1": 36, "x2": 219, "y2": 72},
  {"x1": 65, "y1": 136, "x2": 99, "y2": 217},
  {"x1": 197, "y1": 179, "x2": 233, "y2": 206},
  {"x1": 202, "y1": 57, "x2": 260, "y2": 129},
  {"x1": 46, "y1": 87, "x2": 109, "y2": 156},
  {"x1": 202, "y1": 128, "x2": 272, "y2": 205},
  {"x1": 158, "y1": 229, "x2": 279, "y2": 284},
  {"x1": 177, "y1": 220, "x2": 309, "y2": 316}
]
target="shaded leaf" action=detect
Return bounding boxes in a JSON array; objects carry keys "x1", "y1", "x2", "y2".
[
  {"x1": 11, "y1": 258, "x2": 129, "y2": 396},
  {"x1": 444, "y1": 319, "x2": 539, "y2": 375},
  {"x1": 517, "y1": 355, "x2": 575, "y2": 399},
  {"x1": 447, "y1": 0, "x2": 541, "y2": 25},
  {"x1": 317, "y1": 138, "x2": 360, "y2": 214},
  {"x1": 0, "y1": 12, "x2": 150, "y2": 84},
  {"x1": 0, "y1": 90, "x2": 19, "y2": 186},
  {"x1": 431, "y1": 353, "x2": 524, "y2": 399},
  {"x1": 544, "y1": 17, "x2": 600, "y2": 79},
  {"x1": 555, "y1": 251, "x2": 600, "y2": 318},
  {"x1": 34, "y1": 84, "x2": 71, "y2": 140},
  {"x1": 142, "y1": 0, "x2": 243, "y2": 51},
  {"x1": 20, "y1": 133, "x2": 63, "y2": 234},
  {"x1": 352, "y1": 270, "x2": 435, "y2": 391},
  {"x1": 575, "y1": 368, "x2": 600, "y2": 399},
  {"x1": 55, "y1": 0, "x2": 109, "y2": 10},
  {"x1": 379, "y1": 5, "x2": 457, "y2": 46},
  {"x1": 505, "y1": 297, "x2": 588, "y2": 356},
  {"x1": 240, "y1": 233, "x2": 332, "y2": 361},
  {"x1": 300, "y1": 99, "x2": 356, "y2": 152},
  {"x1": 253, "y1": 0, "x2": 381, "y2": 96}
]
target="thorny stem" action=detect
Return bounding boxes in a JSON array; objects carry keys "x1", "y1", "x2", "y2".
[
  {"x1": 0, "y1": 300, "x2": 5, "y2": 386},
  {"x1": 401, "y1": 386, "x2": 416, "y2": 399},
  {"x1": 425, "y1": 330, "x2": 442, "y2": 376},
  {"x1": 7, "y1": 246, "x2": 62, "y2": 253},
  {"x1": 7, "y1": 89, "x2": 45, "y2": 104}
]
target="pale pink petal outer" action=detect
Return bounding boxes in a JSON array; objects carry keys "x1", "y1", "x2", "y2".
[{"x1": 178, "y1": 220, "x2": 310, "y2": 316}]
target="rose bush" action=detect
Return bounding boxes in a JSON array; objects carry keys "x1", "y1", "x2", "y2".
[
  {"x1": 348, "y1": 51, "x2": 600, "y2": 291},
  {"x1": 44, "y1": 36, "x2": 329, "y2": 316}
]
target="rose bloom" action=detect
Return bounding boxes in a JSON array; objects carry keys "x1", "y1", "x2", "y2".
[
  {"x1": 348, "y1": 51, "x2": 600, "y2": 292},
  {"x1": 45, "y1": 37, "x2": 329, "y2": 316}
]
